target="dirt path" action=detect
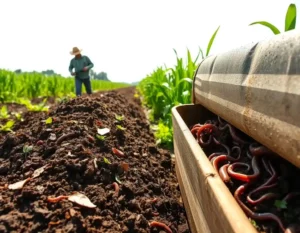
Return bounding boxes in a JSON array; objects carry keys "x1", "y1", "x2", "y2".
[{"x1": 0, "y1": 87, "x2": 190, "y2": 233}]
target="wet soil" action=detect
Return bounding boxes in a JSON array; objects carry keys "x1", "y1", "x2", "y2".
[
  {"x1": 0, "y1": 87, "x2": 189, "y2": 233},
  {"x1": 189, "y1": 117, "x2": 300, "y2": 233}
]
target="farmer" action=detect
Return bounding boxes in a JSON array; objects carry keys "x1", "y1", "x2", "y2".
[{"x1": 69, "y1": 47, "x2": 94, "y2": 96}]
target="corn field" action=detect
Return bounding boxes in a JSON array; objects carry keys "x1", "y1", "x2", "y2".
[
  {"x1": 137, "y1": 49, "x2": 202, "y2": 149},
  {"x1": 0, "y1": 69, "x2": 129, "y2": 103}
]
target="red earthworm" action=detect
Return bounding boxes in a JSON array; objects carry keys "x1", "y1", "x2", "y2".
[
  {"x1": 47, "y1": 195, "x2": 69, "y2": 203},
  {"x1": 112, "y1": 182, "x2": 119, "y2": 197},
  {"x1": 196, "y1": 124, "x2": 218, "y2": 141},
  {"x1": 152, "y1": 212, "x2": 159, "y2": 216},
  {"x1": 249, "y1": 143, "x2": 275, "y2": 156},
  {"x1": 247, "y1": 184, "x2": 279, "y2": 205},
  {"x1": 211, "y1": 155, "x2": 228, "y2": 171},
  {"x1": 198, "y1": 134, "x2": 213, "y2": 147},
  {"x1": 234, "y1": 184, "x2": 286, "y2": 232},
  {"x1": 191, "y1": 126, "x2": 201, "y2": 135},
  {"x1": 208, "y1": 152, "x2": 223, "y2": 161},
  {"x1": 149, "y1": 221, "x2": 172, "y2": 233},
  {"x1": 219, "y1": 123, "x2": 251, "y2": 145},
  {"x1": 227, "y1": 156, "x2": 260, "y2": 182},
  {"x1": 219, "y1": 164, "x2": 230, "y2": 183}
]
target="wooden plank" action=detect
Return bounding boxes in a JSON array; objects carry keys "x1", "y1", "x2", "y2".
[
  {"x1": 172, "y1": 104, "x2": 257, "y2": 233},
  {"x1": 174, "y1": 140, "x2": 211, "y2": 233}
]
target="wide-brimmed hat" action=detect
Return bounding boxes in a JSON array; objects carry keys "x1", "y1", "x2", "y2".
[{"x1": 70, "y1": 47, "x2": 82, "y2": 55}]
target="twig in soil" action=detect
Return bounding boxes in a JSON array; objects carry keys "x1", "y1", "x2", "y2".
[
  {"x1": 56, "y1": 132, "x2": 77, "y2": 145},
  {"x1": 149, "y1": 221, "x2": 173, "y2": 233}
]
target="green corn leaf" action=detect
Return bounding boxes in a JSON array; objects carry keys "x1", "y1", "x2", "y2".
[
  {"x1": 249, "y1": 21, "x2": 281, "y2": 35},
  {"x1": 206, "y1": 26, "x2": 220, "y2": 57},
  {"x1": 285, "y1": 3, "x2": 297, "y2": 31}
]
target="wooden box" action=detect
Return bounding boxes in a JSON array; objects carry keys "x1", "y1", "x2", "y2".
[{"x1": 172, "y1": 104, "x2": 257, "y2": 233}]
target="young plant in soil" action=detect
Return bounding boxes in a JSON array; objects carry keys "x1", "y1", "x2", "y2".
[
  {"x1": 190, "y1": 117, "x2": 300, "y2": 233},
  {"x1": 0, "y1": 120, "x2": 14, "y2": 132}
]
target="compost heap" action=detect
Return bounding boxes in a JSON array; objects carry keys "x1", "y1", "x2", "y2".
[{"x1": 0, "y1": 90, "x2": 189, "y2": 233}]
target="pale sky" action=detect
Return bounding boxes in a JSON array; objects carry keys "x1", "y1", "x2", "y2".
[{"x1": 0, "y1": 0, "x2": 299, "y2": 83}]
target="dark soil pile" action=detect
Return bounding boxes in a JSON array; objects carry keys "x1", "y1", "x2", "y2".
[{"x1": 0, "y1": 88, "x2": 189, "y2": 233}]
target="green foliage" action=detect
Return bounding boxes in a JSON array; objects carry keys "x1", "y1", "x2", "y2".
[
  {"x1": 0, "y1": 120, "x2": 15, "y2": 132},
  {"x1": 274, "y1": 200, "x2": 287, "y2": 209},
  {"x1": 206, "y1": 26, "x2": 220, "y2": 57},
  {"x1": 0, "y1": 69, "x2": 130, "y2": 103},
  {"x1": 0, "y1": 106, "x2": 10, "y2": 119},
  {"x1": 249, "y1": 3, "x2": 297, "y2": 34},
  {"x1": 154, "y1": 121, "x2": 173, "y2": 149}
]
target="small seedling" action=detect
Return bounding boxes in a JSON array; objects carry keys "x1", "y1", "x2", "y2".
[
  {"x1": 96, "y1": 134, "x2": 106, "y2": 141},
  {"x1": 103, "y1": 157, "x2": 111, "y2": 164},
  {"x1": 116, "y1": 125, "x2": 126, "y2": 131},
  {"x1": 23, "y1": 144, "x2": 33, "y2": 159},
  {"x1": 0, "y1": 106, "x2": 10, "y2": 119},
  {"x1": 13, "y1": 112, "x2": 24, "y2": 122},
  {"x1": 115, "y1": 114, "x2": 125, "y2": 121},
  {"x1": 45, "y1": 117, "x2": 52, "y2": 124},
  {"x1": 0, "y1": 120, "x2": 15, "y2": 132}
]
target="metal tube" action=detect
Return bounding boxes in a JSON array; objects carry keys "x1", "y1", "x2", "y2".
[{"x1": 193, "y1": 30, "x2": 300, "y2": 168}]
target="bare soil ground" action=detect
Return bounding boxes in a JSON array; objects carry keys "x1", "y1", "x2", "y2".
[{"x1": 0, "y1": 87, "x2": 190, "y2": 233}]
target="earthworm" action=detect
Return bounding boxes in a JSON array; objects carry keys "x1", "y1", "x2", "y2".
[
  {"x1": 208, "y1": 152, "x2": 224, "y2": 161},
  {"x1": 152, "y1": 212, "x2": 160, "y2": 216},
  {"x1": 282, "y1": 192, "x2": 300, "y2": 203},
  {"x1": 227, "y1": 156, "x2": 260, "y2": 182},
  {"x1": 198, "y1": 134, "x2": 213, "y2": 147},
  {"x1": 191, "y1": 127, "x2": 200, "y2": 136},
  {"x1": 217, "y1": 116, "x2": 227, "y2": 126},
  {"x1": 211, "y1": 155, "x2": 228, "y2": 171},
  {"x1": 219, "y1": 123, "x2": 251, "y2": 145},
  {"x1": 112, "y1": 182, "x2": 119, "y2": 197},
  {"x1": 112, "y1": 148, "x2": 125, "y2": 157},
  {"x1": 213, "y1": 137, "x2": 239, "y2": 161},
  {"x1": 47, "y1": 195, "x2": 69, "y2": 203},
  {"x1": 234, "y1": 184, "x2": 286, "y2": 232},
  {"x1": 247, "y1": 159, "x2": 279, "y2": 205},
  {"x1": 219, "y1": 164, "x2": 231, "y2": 183},
  {"x1": 56, "y1": 132, "x2": 77, "y2": 145},
  {"x1": 196, "y1": 124, "x2": 219, "y2": 141},
  {"x1": 149, "y1": 221, "x2": 172, "y2": 233},
  {"x1": 249, "y1": 143, "x2": 275, "y2": 156}
]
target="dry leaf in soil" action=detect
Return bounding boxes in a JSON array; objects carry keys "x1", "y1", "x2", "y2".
[
  {"x1": 8, "y1": 178, "x2": 31, "y2": 190},
  {"x1": 32, "y1": 165, "x2": 48, "y2": 178},
  {"x1": 68, "y1": 192, "x2": 96, "y2": 208}
]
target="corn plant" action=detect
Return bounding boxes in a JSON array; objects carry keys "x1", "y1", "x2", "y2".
[
  {"x1": 249, "y1": 3, "x2": 297, "y2": 34},
  {"x1": 137, "y1": 26, "x2": 220, "y2": 149},
  {"x1": 0, "y1": 69, "x2": 131, "y2": 103}
]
